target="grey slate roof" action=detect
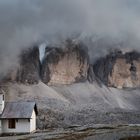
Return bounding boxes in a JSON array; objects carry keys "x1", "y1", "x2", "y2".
[{"x1": 0, "y1": 101, "x2": 38, "y2": 119}]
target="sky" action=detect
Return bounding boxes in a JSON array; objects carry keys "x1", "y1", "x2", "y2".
[{"x1": 0, "y1": 0, "x2": 140, "y2": 75}]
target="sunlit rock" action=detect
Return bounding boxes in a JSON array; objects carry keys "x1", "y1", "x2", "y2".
[
  {"x1": 41, "y1": 40, "x2": 89, "y2": 85},
  {"x1": 94, "y1": 50, "x2": 140, "y2": 89}
]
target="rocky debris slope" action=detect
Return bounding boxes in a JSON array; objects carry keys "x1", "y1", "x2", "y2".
[
  {"x1": 3, "y1": 81, "x2": 140, "y2": 128},
  {"x1": 94, "y1": 50, "x2": 140, "y2": 89},
  {"x1": 41, "y1": 40, "x2": 89, "y2": 85}
]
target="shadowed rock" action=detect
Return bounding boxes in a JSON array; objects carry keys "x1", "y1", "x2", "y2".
[{"x1": 16, "y1": 46, "x2": 40, "y2": 84}]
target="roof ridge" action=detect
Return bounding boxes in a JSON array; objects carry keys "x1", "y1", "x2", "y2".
[{"x1": 6, "y1": 101, "x2": 35, "y2": 103}]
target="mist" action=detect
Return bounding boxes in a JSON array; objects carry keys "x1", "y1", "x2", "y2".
[{"x1": 0, "y1": 0, "x2": 140, "y2": 75}]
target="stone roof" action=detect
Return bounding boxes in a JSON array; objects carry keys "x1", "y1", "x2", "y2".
[{"x1": 0, "y1": 101, "x2": 38, "y2": 119}]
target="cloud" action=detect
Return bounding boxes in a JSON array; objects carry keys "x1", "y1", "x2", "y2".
[{"x1": 0, "y1": 0, "x2": 140, "y2": 75}]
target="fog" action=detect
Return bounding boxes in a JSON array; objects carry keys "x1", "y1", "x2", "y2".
[{"x1": 0, "y1": 0, "x2": 140, "y2": 75}]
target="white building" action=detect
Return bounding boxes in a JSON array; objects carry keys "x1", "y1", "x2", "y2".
[{"x1": 0, "y1": 90, "x2": 38, "y2": 134}]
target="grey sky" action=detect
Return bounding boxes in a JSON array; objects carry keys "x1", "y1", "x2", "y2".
[{"x1": 0, "y1": 0, "x2": 140, "y2": 75}]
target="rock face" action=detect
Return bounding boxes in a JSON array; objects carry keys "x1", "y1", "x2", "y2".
[
  {"x1": 41, "y1": 40, "x2": 89, "y2": 85},
  {"x1": 1, "y1": 40, "x2": 90, "y2": 86},
  {"x1": 3, "y1": 39, "x2": 140, "y2": 89},
  {"x1": 16, "y1": 46, "x2": 40, "y2": 84},
  {"x1": 94, "y1": 50, "x2": 140, "y2": 89}
]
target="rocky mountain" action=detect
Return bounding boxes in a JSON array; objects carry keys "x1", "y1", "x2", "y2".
[
  {"x1": 1, "y1": 46, "x2": 40, "y2": 84},
  {"x1": 2, "y1": 40, "x2": 140, "y2": 89},
  {"x1": 41, "y1": 40, "x2": 89, "y2": 85},
  {"x1": 1, "y1": 39, "x2": 140, "y2": 129},
  {"x1": 2, "y1": 40, "x2": 90, "y2": 86},
  {"x1": 94, "y1": 50, "x2": 140, "y2": 89}
]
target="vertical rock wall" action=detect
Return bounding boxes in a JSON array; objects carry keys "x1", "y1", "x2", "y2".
[
  {"x1": 41, "y1": 41, "x2": 89, "y2": 85},
  {"x1": 16, "y1": 46, "x2": 40, "y2": 84},
  {"x1": 94, "y1": 51, "x2": 140, "y2": 89}
]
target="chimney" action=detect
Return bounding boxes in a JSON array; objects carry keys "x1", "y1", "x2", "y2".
[{"x1": 0, "y1": 89, "x2": 5, "y2": 114}]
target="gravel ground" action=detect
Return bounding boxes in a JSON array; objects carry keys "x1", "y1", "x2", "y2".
[{"x1": 0, "y1": 125, "x2": 140, "y2": 140}]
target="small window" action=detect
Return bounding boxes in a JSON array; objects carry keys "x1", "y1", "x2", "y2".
[
  {"x1": 2, "y1": 95, "x2": 4, "y2": 101},
  {"x1": 8, "y1": 119, "x2": 16, "y2": 129}
]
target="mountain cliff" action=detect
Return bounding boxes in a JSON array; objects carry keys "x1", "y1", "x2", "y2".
[
  {"x1": 2, "y1": 41, "x2": 140, "y2": 89},
  {"x1": 94, "y1": 50, "x2": 140, "y2": 89},
  {"x1": 16, "y1": 46, "x2": 41, "y2": 84},
  {"x1": 41, "y1": 40, "x2": 89, "y2": 85},
  {"x1": 2, "y1": 40, "x2": 90, "y2": 86}
]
